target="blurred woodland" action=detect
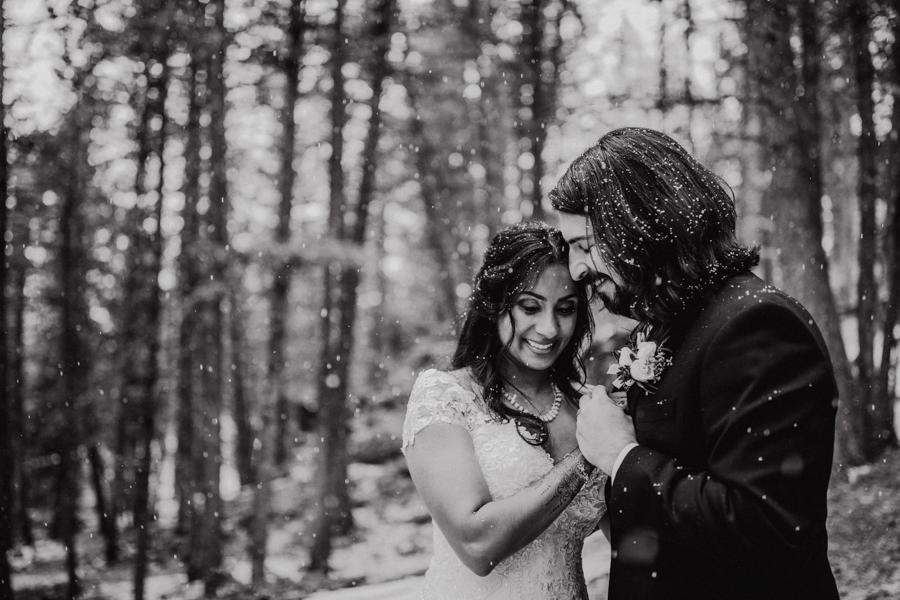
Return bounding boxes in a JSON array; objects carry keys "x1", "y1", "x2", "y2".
[{"x1": 1, "y1": 0, "x2": 899, "y2": 599}]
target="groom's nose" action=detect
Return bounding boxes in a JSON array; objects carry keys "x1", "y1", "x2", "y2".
[{"x1": 568, "y1": 253, "x2": 590, "y2": 282}]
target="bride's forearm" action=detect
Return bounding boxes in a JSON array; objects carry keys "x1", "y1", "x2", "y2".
[
  {"x1": 461, "y1": 449, "x2": 594, "y2": 574},
  {"x1": 537, "y1": 450, "x2": 593, "y2": 514}
]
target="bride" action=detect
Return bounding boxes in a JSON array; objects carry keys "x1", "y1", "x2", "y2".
[{"x1": 402, "y1": 221, "x2": 607, "y2": 600}]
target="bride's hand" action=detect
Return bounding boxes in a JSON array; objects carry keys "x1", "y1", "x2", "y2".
[
  {"x1": 608, "y1": 389, "x2": 628, "y2": 408},
  {"x1": 575, "y1": 383, "x2": 627, "y2": 408}
]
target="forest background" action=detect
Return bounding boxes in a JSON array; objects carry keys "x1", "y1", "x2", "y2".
[{"x1": 1, "y1": 0, "x2": 899, "y2": 599}]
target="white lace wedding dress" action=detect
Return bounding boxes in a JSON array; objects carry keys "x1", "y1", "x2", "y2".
[{"x1": 402, "y1": 369, "x2": 607, "y2": 600}]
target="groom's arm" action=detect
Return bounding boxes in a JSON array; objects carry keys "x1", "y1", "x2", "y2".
[{"x1": 610, "y1": 298, "x2": 837, "y2": 565}]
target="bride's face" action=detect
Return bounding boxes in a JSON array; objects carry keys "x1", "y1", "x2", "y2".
[{"x1": 497, "y1": 264, "x2": 579, "y2": 373}]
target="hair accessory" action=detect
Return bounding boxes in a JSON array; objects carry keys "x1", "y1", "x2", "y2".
[{"x1": 502, "y1": 382, "x2": 562, "y2": 423}]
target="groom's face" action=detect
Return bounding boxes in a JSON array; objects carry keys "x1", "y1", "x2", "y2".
[{"x1": 557, "y1": 212, "x2": 620, "y2": 308}]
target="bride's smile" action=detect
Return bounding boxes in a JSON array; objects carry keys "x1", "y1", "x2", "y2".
[{"x1": 497, "y1": 263, "x2": 579, "y2": 373}]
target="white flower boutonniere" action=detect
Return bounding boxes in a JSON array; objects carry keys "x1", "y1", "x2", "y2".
[{"x1": 606, "y1": 326, "x2": 673, "y2": 394}]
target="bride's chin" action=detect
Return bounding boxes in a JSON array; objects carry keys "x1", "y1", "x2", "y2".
[{"x1": 505, "y1": 352, "x2": 553, "y2": 374}]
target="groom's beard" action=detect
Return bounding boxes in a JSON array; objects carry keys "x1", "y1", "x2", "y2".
[{"x1": 588, "y1": 272, "x2": 632, "y2": 317}]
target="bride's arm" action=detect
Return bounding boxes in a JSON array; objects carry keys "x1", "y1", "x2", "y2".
[{"x1": 405, "y1": 422, "x2": 592, "y2": 577}]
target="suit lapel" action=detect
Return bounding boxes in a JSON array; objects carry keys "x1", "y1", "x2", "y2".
[
  {"x1": 625, "y1": 382, "x2": 641, "y2": 417},
  {"x1": 625, "y1": 291, "x2": 710, "y2": 422}
]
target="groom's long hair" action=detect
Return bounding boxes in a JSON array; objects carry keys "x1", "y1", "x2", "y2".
[
  {"x1": 549, "y1": 127, "x2": 759, "y2": 325},
  {"x1": 451, "y1": 221, "x2": 593, "y2": 433}
]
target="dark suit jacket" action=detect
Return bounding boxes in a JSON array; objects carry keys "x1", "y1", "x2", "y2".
[{"x1": 607, "y1": 273, "x2": 840, "y2": 600}]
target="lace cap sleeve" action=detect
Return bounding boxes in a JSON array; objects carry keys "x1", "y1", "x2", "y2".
[{"x1": 402, "y1": 369, "x2": 477, "y2": 452}]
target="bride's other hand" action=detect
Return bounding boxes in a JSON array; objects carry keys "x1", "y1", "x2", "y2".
[
  {"x1": 608, "y1": 389, "x2": 628, "y2": 408},
  {"x1": 575, "y1": 382, "x2": 595, "y2": 396}
]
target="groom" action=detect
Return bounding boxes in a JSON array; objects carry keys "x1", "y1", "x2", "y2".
[{"x1": 551, "y1": 128, "x2": 840, "y2": 600}]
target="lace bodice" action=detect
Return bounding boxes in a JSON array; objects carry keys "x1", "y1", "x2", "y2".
[{"x1": 402, "y1": 369, "x2": 607, "y2": 600}]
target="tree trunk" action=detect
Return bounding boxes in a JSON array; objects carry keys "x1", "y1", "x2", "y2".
[
  {"x1": 658, "y1": 1, "x2": 669, "y2": 116},
  {"x1": 133, "y1": 31, "x2": 170, "y2": 599},
  {"x1": 796, "y1": 0, "x2": 863, "y2": 466},
  {"x1": 367, "y1": 201, "x2": 387, "y2": 387},
  {"x1": 230, "y1": 292, "x2": 254, "y2": 488},
  {"x1": 115, "y1": 14, "x2": 172, "y2": 586},
  {"x1": 309, "y1": 0, "x2": 350, "y2": 574},
  {"x1": 114, "y1": 12, "x2": 166, "y2": 588},
  {"x1": 851, "y1": 0, "x2": 895, "y2": 460},
  {"x1": 463, "y1": 0, "x2": 503, "y2": 244},
  {"x1": 10, "y1": 233, "x2": 34, "y2": 548},
  {"x1": 176, "y1": 35, "x2": 204, "y2": 541},
  {"x1": 195, "y1": 1, "x2": 228, "y2": 593},
  {"x1": 875, "y1": 178, "x2": 900, "y2": 449},
  {"x1": 82, "y1": 390, "x2": 115, "y2": 562},
  {"x1": 110, "y1": 403, "x2": 127, "y2": 559},
  {"x1": 53, "y1": 56, "x2": 98, "y2": 591},
  {"x1": 850, "y1": 0, "x2": 878, "y2": 389},
  {"x1": 680, "y1": 0, "x2": 696, "y2": 146},
  {"x1": 743, "y1": 0, "x2": 864, "y2": 466},
  {"x1": 111, "y1": 223, "x2": 143, "y2": 547},
  {"x1": 59, "y1": 118, "x2": 92, "y2": 599},
  {"x1": 522, "y1": 0, "x2": 547, "y2": 221},
  {"x1": 251, "y1": 0, "x2": 307, "y2": 583},
  {"x1": 406, "y1": 82, "x2": 459, "y2": 322},
  {"x1": 57, "y1": 448, "x2": 81, "y2": 600},
  {"x1": 0, "y1": 0, "x2": 13, "y2": 590},
  {"x1": 872, "y1": 1, "x2": 900, "y2": 451},
  {"x1": 249, "y1": 310, "x2": 276, "y2": 585},
  {"x1": 84, "y1": 444, "x2": 112, "y2": 555},
  {"x1": 6, "y1": 191, "x2": 33, "y2": 553},
  {"x1": 272, "y1": 0, "x2": 307, "y2": 472},
  {"x1": 309, "y1": 0, "x2": 394, "y2": 573}
]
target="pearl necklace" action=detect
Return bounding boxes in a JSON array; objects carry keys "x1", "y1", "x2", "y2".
[{"x1": 502, "y1": 382, "x2": 563, "y2": 423}]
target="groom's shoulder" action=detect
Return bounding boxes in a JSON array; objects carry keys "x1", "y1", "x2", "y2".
[
  {"x1": 697, "y1": 273, "x2": 835, "y2": 375},
  {"x1": 705, "y1": 272, "x2": 812, "y2": 323}
]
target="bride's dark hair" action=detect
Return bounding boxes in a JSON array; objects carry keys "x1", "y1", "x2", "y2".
[
  {"x1": 549, "y1": 127, "x2": 759, "y2": 326},
  {"x1": 450, "y1": 221, "x2": 593, "y2": 444}
]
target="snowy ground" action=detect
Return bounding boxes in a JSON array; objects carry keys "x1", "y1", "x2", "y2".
[
  {"x1": 9, "y1": 444, "x2": 611, "y2": 600},
  {"x1": 10, "y1": 403, "x2": 897, "y2": 600}
]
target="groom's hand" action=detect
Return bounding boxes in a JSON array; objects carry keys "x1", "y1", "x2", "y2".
[{"x1": 576, "y1": 386, "x2": 637, "y2": 475}]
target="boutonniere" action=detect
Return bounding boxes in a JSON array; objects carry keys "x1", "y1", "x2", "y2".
[{"x1": 607, "y1": 325, "x2": 673, "y2": 394}]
